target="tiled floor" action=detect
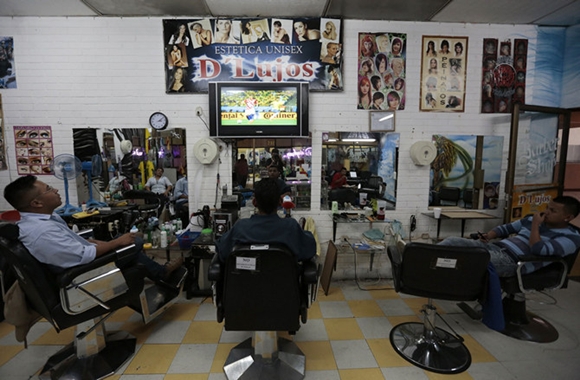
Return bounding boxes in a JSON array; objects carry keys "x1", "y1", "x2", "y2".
[{"x1": 1, "y1": 279, "x2": 579, "y2": 379}]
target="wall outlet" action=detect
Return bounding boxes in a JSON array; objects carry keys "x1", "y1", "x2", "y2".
[{"x1": 195, "y1": 107, "x2": 203, "y2": 116}]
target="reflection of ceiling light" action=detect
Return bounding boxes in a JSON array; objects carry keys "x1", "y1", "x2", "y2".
[
  {"x1": 379, "y1": 114, "x2": 394, "y2": 121},
  {"x1": 342, "y1": 132, "x2": 376, "y2": 142}
]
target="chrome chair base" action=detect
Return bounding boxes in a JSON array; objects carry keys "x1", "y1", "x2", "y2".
[
  {"x1": 39, "y1": 331, "x2": 136, "y2": 380},
  {"x1": 224, "y1": 336, "x2": 305, "y2": 380},
  {"x1": 502, "y1": 311, "x2": 559, "y2": 343},
  {"x1": 390, "y1": 322, "x2": 471, "y2": 374}
]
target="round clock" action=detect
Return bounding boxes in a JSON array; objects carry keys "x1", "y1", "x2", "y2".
[{"x1": 149, "y1": 112, "x2": 168, "y2": 130}]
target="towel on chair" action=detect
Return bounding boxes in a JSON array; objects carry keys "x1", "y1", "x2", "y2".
[{"x1": 304, "y1": 217, "x2": 320, "y2": 256}]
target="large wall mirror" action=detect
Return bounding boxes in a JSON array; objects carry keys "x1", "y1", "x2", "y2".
[
  {"x1": 232, "y1": 137, "x2": 312, "y2": 210},
  {"x1": 322, "y1": 132, "x2": 399, "y2": 210}
]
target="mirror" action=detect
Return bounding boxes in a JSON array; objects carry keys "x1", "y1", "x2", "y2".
[
  {"x1": 322, "y1": 132, "x2": 399, "y2": 210},
  {"x1": 429, "y1": 134, "x2": 504, "y2": 209},
  {"x1": 233, "y1": 137, "x2": 312, "y2": 210}
]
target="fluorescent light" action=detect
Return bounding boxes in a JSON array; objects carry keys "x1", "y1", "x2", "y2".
[
  {"x1": 379, "y1": 114, "x2": 394, "y2": 122},
  {"x1": 341, "y1": 132, "x2": 376, "y2": 142}
]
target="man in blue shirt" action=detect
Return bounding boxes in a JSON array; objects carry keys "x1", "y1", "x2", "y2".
[
  {"x1": 3, "y1": 175, "x2": 182, "y2": 280},
  {"x1": 216, "y1": 178, "x2": 315, "y2": 263},
  {"x1": 440, "y1": 196, "x2": 580, "y2": 276}
]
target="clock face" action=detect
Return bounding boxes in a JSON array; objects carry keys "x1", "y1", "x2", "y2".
[{"x1": 149, "y1": 112, "x2": 168, "y2": 130}]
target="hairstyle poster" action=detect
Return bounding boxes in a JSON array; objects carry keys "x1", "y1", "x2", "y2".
[
  {"x1": 14, "y1": 126, "x2": 54, "y2": 175},
  {"x1": 357, "y1": 32, "x2": 407, "y2": 110},
  {"x1": 0, "y1": 95, "x2": 6, "y2": 170},
  {"x1": 0, "y1": 37, "x2": 16, "y2": 89},
  {"x1": 481, "y1": 38, "x2": 528, "y2": 113},
  {"x1": 162, "y1": 18, "x2": 343, "y2": 93},
  {"x1": 420, "y1": 36, "x2": 468, "y2": 112}
]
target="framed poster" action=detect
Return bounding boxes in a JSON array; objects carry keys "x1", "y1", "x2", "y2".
[
  {"x1": 14, "y1": 126, "x2": 54, "y2": 175},
  {"x1": 420, "y1": 36, "x2": 468, "y2": 112},
  {"x1": 369, "y1": 111, "x2": 395, "y2": 132}
]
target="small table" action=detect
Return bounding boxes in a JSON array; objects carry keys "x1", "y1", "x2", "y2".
[
  {"x1": 332, "y1": 213, "x2": 389, "y2": 241},
  {"x1": 424, "y1": 210, "x2": 497, "y2": 239}
]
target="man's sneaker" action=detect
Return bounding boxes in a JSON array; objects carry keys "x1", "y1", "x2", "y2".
[{"x1": 163, "y1": 256, "x2": 184, "y2": 280}]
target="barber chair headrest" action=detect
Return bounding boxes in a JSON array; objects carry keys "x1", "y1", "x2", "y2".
[{"x1": 0, "y1": 222, "x2": 19, "y2": 241}]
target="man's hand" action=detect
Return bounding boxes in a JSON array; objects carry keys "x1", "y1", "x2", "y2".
[
  {"x1": 532, "y1": 212, "x2": 545, "y2": 226},
  {"x1": 115, "y1": 233, "x2": 136, "y2": 246}
]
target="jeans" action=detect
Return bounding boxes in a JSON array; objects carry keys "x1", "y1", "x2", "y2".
[
  {"x1": 438, "y1": 237, "x2": 518, "y2": 277},
  {"x1": 116, "y1": 236, "x2": 165, "y2": 281}
]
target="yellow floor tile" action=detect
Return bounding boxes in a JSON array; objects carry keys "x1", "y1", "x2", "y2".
[
  {"x1": 387, "y1": 315, "x2": 422, "y2": 326},
  {"x1": 0, "y1": 322, "x2": 15, "y2": 339},
  {"x1": 0, "y1": 345, "x2": 23, "y2": 367},
  {"x1": 348, "y1": 300, "x2": 385, "y2": 317},
  {"x1": 369, "y1": 288, "x2": 400, "y2": 299},
  {"x1": 426, "y1": 370, "x2": 474, "y2": 380},
  {"x1": 367, "y1": 338, "x2": 413, "y2": 368},
  {"x1": 108, "y1": 306, "x2": 138, "y2": 322},
  {"x1": 295, "y1": 341, "x2": 337, "y2": 371},
  {"x1": 182, "y1": 321, "x2": 223, "y2": 344},
  {"x1": 324, "y1": 318, "x2": 364, "y2": 340},
  {"x1": 164, "y1": 374, "x2": 208, "y2": 380},
  {"x1": 122, "y1": 320, "x2": 159, "y2": 345},
  {"x1": 161, "y1": 303, "x2": 200, "y2": 321},
  {"x1": 339, "y1": 368, "x2": 384, "y2": 380},
  {"x1": 462, "y1": 334, "x2": 497, "y2": 362},
  {"x1": 318, "y1": 287, "x2": 345, "y2": 300},
  {"x1": 106, "y1": 376, "x2": 120, "y2": 380},
  {"x1": 307, "y1": 301, "x2": 322, "y2": 319},
  {"x1": 210, "y1": 343, "x2": 237, "y2": 373},
  {"x1": 32, "y1": 325, "x2": 75, "y2": 345},
  {"x1": 124, "y1": 344, "x2": 180, "y2": 374}
]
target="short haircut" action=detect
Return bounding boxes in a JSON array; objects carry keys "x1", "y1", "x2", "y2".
[
  {"x1": 553, "y1": 196, "x2": 580, "y2": 218},
  {"x1": 373, "y1": 92, "x2": 384, "y2": 101},
  {"x1": 4, "y1": 175, "x2": 38, "y2": 210},
  {"x1": 254, "y1": 179, "x2": 280, "y2": 214},
  {"x1": 274, "y1": 21, "x2": 281, "y2": 27}
]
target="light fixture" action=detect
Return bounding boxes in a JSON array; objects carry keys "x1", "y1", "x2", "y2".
[{"x1": 341, "y1": 132, "x2": 376, "y2": 143}]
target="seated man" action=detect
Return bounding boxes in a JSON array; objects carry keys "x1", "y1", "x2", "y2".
[
  {"x1": 3, "y1": 175, "x2": 183, "y2": 281},
  {"x1": 173, "y1": 168, "x2": 189, "y2": 226},
  {"x1": 439, "y1": 196, "x2": 580, "y2": 277},
  {"x1": 267, "y1": 165, "x2": 291, "y2": 198},
  {"x1": 216, "y1": 178, "x2": 316, "y2": 263}
]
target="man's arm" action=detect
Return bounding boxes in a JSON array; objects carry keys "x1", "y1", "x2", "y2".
[
  {"x1": 92, "y1": 233, "x2": 136, "y2": 257},
  {"x1": 529, "y1": 212, "x2": 544, "y2": 247}
]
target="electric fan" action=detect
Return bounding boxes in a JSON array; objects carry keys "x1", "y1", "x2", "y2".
[
  {"x1": 51, "y1": 154, "x2": 83, "y2": 216},
  {"x1": 82, "y1": 154, "x2": 107, "y2": 208}
]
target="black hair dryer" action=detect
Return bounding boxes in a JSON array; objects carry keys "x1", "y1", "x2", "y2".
[{"x1": 201, "y1": 205, "x2": 211, "y2": 229}]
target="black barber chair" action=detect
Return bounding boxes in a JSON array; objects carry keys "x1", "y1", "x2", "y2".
[
  {"x1": 208, "y1": 244, "x2": 319, "y2": 380},
  {"x1": 387, "y1": 242, "x2": 489, "y2": 374},
  {"x1": 328, "y1": 188, "x2": 357, "y2": 209},
  {"x1": 0, "y1": 222, "x2": 145, "y2": 380},
  {"x1": 500, "y1": 250, "x2": 579, "y2": 343}
]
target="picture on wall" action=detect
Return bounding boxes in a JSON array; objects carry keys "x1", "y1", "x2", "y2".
[
  {"x1": 420, "y1": 36, "x2": 468, "y2": 112},
  {"x1": 481, "y1": 38, "x2": 528, "y2": 113},
  {"x1": 357, "y1": 32, "x2": 407, "y2": 110},
  {"x1": 162, "y1": 17, "x2": 343, "y2": 93},
  {"x1": 0, "y1": 95, "x2": 6, "y2": 170},
  {"x1": 0, "y1": 37, "x2": 16, "y2": 89},
  {"x1": 14, "y1": 126, "x2": 54, "y2": 175}
]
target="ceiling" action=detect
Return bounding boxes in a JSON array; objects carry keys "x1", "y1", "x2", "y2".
[{"x1": 0, "y1": 0, "x2": 579, "y2": 26}]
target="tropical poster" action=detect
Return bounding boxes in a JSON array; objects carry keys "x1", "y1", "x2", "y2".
[
  {"x1": 357, "y1": 32, "x2": 407, "y2": 110},
  {"x1": 420, "y1": 36, "x2": 468, "y2": 112},
  {"x1": 163, "y1": 17, "x2": 343, "y2": 93},
  {"x1": 481, "y1": 38, "x2": 528, "y2": 113},
  {"x1": 430, "y1": 134, "x2": 504, "y2": 209},
  {"x1": 14, "y1": 126, "x2": 54, "y2": 175},
  {"x1": 0, "y1": 37, "x2": 16, "y2": 89}
]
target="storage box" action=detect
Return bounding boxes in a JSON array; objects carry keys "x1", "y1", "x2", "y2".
[{"x1": 177, "y1": 231, "x2": 200, "y2": 250}]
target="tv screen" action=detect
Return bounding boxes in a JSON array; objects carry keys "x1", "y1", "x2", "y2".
[{"x1": 209, "y1": 82, "x2": 309, "y2": 138}]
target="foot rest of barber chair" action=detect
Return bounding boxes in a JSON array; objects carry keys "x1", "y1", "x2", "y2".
[
  {"x1": 224, "y1": 331, "x2": 306, "y2": 380},
  {"x1": 139, "y1": 267, "x2": 188, "y2": 324},
  {"x1": 39, "y1": 321, "x2": 136, "y2": 380}
]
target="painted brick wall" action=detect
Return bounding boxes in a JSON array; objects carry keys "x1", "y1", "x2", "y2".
[{"x1": 0, "y1": 17, "x2": 540, "y2": 278}]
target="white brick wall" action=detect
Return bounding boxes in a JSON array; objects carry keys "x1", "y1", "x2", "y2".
[{"x1": 0, "y1": 17, "x2": 540, "y2": 278}]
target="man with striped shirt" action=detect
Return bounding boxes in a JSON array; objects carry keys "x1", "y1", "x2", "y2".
[{"x1": 440, "y1": 196, "x2": 580, "y2": 276}]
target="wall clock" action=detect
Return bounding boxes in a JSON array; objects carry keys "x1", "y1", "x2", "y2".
[{"x1": 149, "y1": 112, "x2": 168, "y2": 130}]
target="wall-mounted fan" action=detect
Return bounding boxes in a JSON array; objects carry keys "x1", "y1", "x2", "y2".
[
  {"x1": 52, "y1": 154, "x2": 82, "y2": 216},
  {"x1": 82, "y1": 154, "x2": 107, "y2": 208}
]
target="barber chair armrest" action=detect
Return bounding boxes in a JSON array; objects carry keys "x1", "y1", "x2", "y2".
[
  {"x1": 208, "y1": 252, "x2": 223, "y2": 282},
  {"x1": 513, "y1": 255, "x2": 569, "y2": 293},
  {"x1": 77, "y1": 228, "x2": 94, "y2": 240},
  {"x1": 387, "y1": 245, "x2": 402, "y2": 292},
  {"x1": 300, "y1": 256, "x2": 319, "y2": 284}
]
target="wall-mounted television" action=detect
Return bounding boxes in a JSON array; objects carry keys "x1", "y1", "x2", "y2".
[{"x1": 209, "y1": 82, "x2": 309, "y2": 138}]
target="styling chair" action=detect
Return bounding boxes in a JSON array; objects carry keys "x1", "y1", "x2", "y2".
[
  {"x1": 359, "y1": 175, "x2": 384, "y2": 201},
  {"x1": 462, "y1": 188, "x2": 474, "y2": 209},
  {"x1": 438, "y1": 186, "x2": 461, "y2": 206},
  {"x1": 328, "y1": 187, "x2": 357, "y2": 209},
  {"x1": 499, "y1": 250, "x2": 579, "y2": 343},
  {"x1": 387, "y1": 242, "x2": 489, "y2": 374},
  {"x1": 0, "y1": 222, "x2": 145, "y2": 380},
  {"x1": 208, "y1": 244, "x2": 320, "y2": 380}
]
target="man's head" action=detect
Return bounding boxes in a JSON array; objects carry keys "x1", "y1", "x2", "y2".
[
  {"x1": 545, "y1": 196, "x2": 580, "y2": 227},
  {"x1": 268, "y1": 165, "x2": 281, "y2": 179},
  {"x1": 4, "y1": 175, "x2": 61, "y2": 213},
  {"x1": 155, "y1": 167, "x2": 164, "y2": 177},
  {"x1": 253, "y1": 179, "x2": 280, "y2": 214},
  {"x1": 271, "y1": 148, "x2": 279, "y2": 156}
]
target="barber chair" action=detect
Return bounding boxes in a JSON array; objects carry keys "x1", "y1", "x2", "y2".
[
  {"x1": 0, "y1": 222, "x2": 145, "y2": 380},
  {"x1": 499, "y1": 251, "x2": 579, "y2": 343},
  {"x1": 438, "y1": 186, "x2": 461, "y2": 206},
  {"x1": 387, "y1": 242, "x2": 489, "y2": 374},
  {"x1": 359, "y1": 175, "x2": 384, "y2": 201},
  {"x1": 328, "y1": 188, "x2": 357, "y2": 209},
  {"x1": 208, "y1": 244, "x2": 319, "y2": 380},
  {"x1": 122, "y1": 189, "x2": 163, "y2": 225}
]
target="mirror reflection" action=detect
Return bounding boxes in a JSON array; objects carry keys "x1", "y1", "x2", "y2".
[
  {"x1": 233, "y1": 138, "x2": 312, "y2": 210},
  {"x1": 322, "y1": 132, "x2": 399, "y2": 210}
]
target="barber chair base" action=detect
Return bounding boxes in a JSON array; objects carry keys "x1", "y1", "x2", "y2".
[
  {"x1": 224, "y1": 337, "x2": 305, "y2": 380},
  {"x1": 501, "y1": 312, "x2": 559, "y2": 343},
  {"x1": 390, "y1": 322, "x2": 471, "y2": 374},
  {"x1": 39, "y1": 331, "x2": 136, "y2": 380}
]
